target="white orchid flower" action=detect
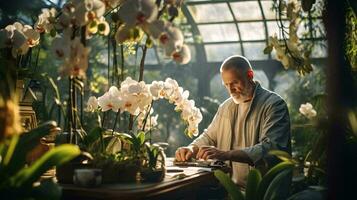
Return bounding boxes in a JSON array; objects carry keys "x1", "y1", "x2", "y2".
[
  {"x1": 114, "y1": 25, "x2": 142, "y2": 44},
  {"x1": 160, "y1": 26, "x2": 184, "y2": 56},
  {"x1": 175, "y1": 98, "x2": 195, "y2": 113},
  {"x1": 186, "y1": 123, "x2": 199, "y2": 138},
  {"x1": 98, "y1": 86, "x2": 123, "y2": 112},
  {"x1": 299, "y1": 102, "x2": 317, "y2": 119},
  {"x1": 118, "y1": 0, "x2": 158, "y2": 27},
  {"x1": 35, "y1": 8, "x2": 57, "y2": 33},
  {"x1": 144, "y1": 19, "x2": 167, "y2": 39},
  {"x1": 172, "y1": 44, "x2": 191, "y2": 65},
  {"x1": 22, "y1": 25, "x2": 40, "y2": 47},
  {"x1": 52, "y1": 36, "x2": 71, "y2": 59},
  {"x1": 169, "y1": 87, "x2": 189, "y2": 104},
  {"x1": 120, "y1": 94, "x2": 141, "y2": 115},
  {"x1": 86, "y1": 96, "x2": 99, "y2": 112},
  {"x1": 59, "y1": 37, "x2": 91, "y2": 78},
  {"x1": 149, "y1": 80, "x2": 165, "y2": 100},
  {"x1": 97, "y1": 18, "x2": 110, "y2": 36}
]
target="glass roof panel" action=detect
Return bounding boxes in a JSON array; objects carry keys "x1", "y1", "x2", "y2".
[
  {"x1": 238, "y1": 22, "x2": 265, "y2": 41},
  {"x1": 298, "y1": 19, "x2": 325, "y2": 39},
  {"x1": 187, "y1": 3, "x2": 234, "y2": 23},
  {"x1": 198, "y1": 23, "x2": 239, "y2": 42},
  {"x1": 243, "y1": 42, "x2": 269, "y2": 60},
  {"x1": 261, "y1": 0, "x2": 276, "y2": 20},
  {"x1": 128, "y1": 47, "x2": 158, "y2": 66},
  {"x1": 204, "y1": 44, "x2": 241, "y2": 62},
  {"x1": 230, "y1": 1, "x2": 262, "y2": 21},
  {"x1": 266, "y1": 21, "x2": 289, "y2": 37}
]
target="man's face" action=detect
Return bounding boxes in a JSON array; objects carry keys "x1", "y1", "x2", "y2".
[{"x1": 221, "y1": 68, "x2": 251, "y2": 104}]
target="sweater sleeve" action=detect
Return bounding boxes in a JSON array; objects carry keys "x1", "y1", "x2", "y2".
[{"x1": 240, "y1": 98, "x2": 291, "y2": 165}]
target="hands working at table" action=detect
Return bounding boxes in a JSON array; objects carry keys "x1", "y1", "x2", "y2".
[
  {"x1": 175, "y1": 145, "x2": 254, "y2": 165},
  {"x1": 175, "y1": 145, "x2": 229, "y2": 161}
]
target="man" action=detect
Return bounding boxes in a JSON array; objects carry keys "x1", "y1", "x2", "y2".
[{"x1": 175, "y1": 55, "x2": 291, "y2": 188}]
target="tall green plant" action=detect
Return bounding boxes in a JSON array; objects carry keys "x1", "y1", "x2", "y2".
[
  {"x1": 0, "y1": 121, "x2": 81, "y2": 199},
  {"x1": 214, "y1": 161, "x2": 294, "y2": 200}
]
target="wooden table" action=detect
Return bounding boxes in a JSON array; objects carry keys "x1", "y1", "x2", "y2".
[{"x1": 60, "y1": 159, "x2": 227, "y2": 200}]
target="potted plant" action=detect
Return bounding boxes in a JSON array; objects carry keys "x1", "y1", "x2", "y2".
[{"x1": 141, "y1": 143, "x2": 166, "y2": 182}]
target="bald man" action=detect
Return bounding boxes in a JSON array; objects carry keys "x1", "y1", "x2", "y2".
[{"x1": 175, "y1": 55, "x2": 291, "y2": 188}]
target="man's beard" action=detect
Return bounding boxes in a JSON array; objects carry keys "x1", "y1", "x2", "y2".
[
  {"x1": 231, "y1": 95, "x2": 248, "y2": 104},
  {"x1": 231, "y1": 90, "x2": 251, "y2": 104}
]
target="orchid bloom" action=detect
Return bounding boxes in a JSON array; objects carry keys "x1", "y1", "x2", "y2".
[
  {"x1": 159, "y1": 25, "x2": 184, "y2": 57},
  {"x1": 117, "y1": 0, "x2": 158, "y2": 28},
  {"x1": 59, "y1": 37, "x2": 91, "y2": 78},
  {"x1": 115, "y1": 25, "x2": 142, "y2": 44},
  {"x1": 299, "y1": 102, "x2": 317, "y2": 119},
  {"x1": 35, "y1": 8, "x2": 57, "y2": 33},
  {"x1": 98, "y1": 86, "x2": 123, "y2": 112},
  {"x1": 120, "y1": 77, "x2": 152, "y2": 113},
  {"x1": 0, "y1": 22, "x2": 40, "y2": 57},
  {"x1": 86, "y1": 96, "x2": 99, "y2": 112},
  {"x1": 51, "y1": 36, "x2": 71, "y2": 59},
  {"x1": 172, "y1": 44, "x2": 191, "y2": 65}
]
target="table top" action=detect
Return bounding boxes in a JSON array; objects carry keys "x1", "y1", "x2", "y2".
[{"x1": 60, "y1": 158, "x2": 222, "y2": 200}]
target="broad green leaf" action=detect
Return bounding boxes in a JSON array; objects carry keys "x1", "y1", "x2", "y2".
[
  {"x1": 3, "y1": 135, "x2": 19, "y2": 166},
  {"x1": 137, "y1": 131, "x2": 146, "y2": 145},
  {"x1": 6, "y1": 121, "x2": 57, "y2": 176},
  {"x1": 263, "y1": 168, "x2": 292, "y2": 200},
  {"x1": 256, "y1": 161, "x2": 294, "y2": 200},
  {"x1": 11, "y1": 144, "x2": 80, "y2": 187},
  {"x1": 245, "y1": 169, "x2": 262, "y2": 200},
  {"x1": 84, "y1": 127, "x2": 103, "y2": 147},
  {"x1": 268, "y1": 150, "x2": 297, "y2": 164},
  {"x1": 214, "y1": 170, "x2": 245, "y2": 200}
]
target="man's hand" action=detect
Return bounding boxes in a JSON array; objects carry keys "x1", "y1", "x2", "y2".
[
  {"x1": 175, "y1": 146, "x2": 198, "y2": 161},
  {"x1": 196, "y1": 146, "x2": 229, "y2": 161}
]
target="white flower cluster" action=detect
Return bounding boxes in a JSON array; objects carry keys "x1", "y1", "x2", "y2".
[
  {"x1": 299, "y1": 102, "x2": 317, "y2": 119},
  {"x1": 115, "y1": 0, "x2": 191, "y2": 64},
  {"x1": 86, "y1": 77, "x2": 202, "y2": 137},
  {"x1": 52, "y1": 36, "x2": 90, "y2": 78},
  {"x1": 266, "y1": 0, "x2": 313, "y2": 75},
  {"x1": 0, "y1": 22, "x2": 40, "y2": 57}
]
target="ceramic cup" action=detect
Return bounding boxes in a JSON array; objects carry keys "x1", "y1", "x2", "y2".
[{"x1": 73, "y1": 168, "x2": 102, "y2": 187}]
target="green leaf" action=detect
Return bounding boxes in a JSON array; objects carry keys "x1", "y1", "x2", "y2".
[
  {"x1": 263, "y1": 168, "x2": 292, "y2": 200},
  {"x1": 214, "y1": 170, "x2": 245, "y2": 200},
  {"x1": 84, "y1": 127, "x2": 104, "y2": 148},
  {"x1": 245, "y1": 169, "x2": 262, "y2": 200},
  {"x1": 256, "y1": 161, "x2": 294, "y2": 200},
  {"x1": 11, "y1": 144, "x2": 80, "y2": 187},
  {"x1": 5, "y1": 121, "x2": 57, "y2": 176},
  {"x1": 268, "y1": 150, "x2": 297, "y2": 164},
  {"x1": 3, "y1": 135, "x2": 19, "y2": 166},
  {"x1": 137, "y1": 131, "x2": 146, "y2": 145}
]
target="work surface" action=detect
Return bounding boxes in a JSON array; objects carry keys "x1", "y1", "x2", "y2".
[{"x1": 60, "y1": 158, "x2": 227, "y2": 200}]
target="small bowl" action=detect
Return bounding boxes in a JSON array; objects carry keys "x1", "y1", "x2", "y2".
[{"x1": 73, "y1": 168, "x2": 102, "y2": 187}]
